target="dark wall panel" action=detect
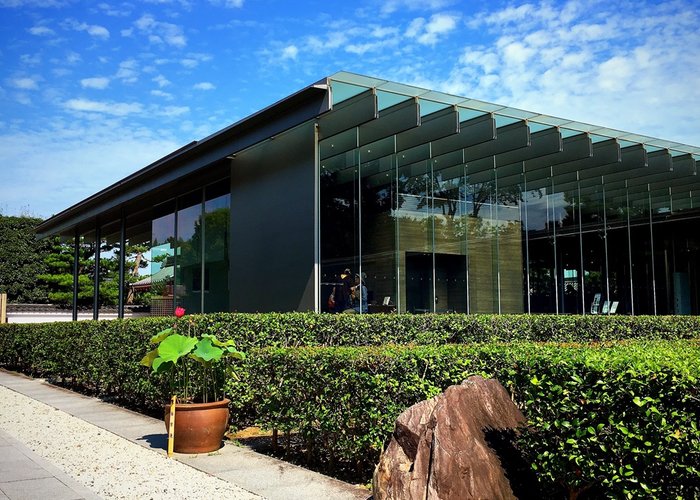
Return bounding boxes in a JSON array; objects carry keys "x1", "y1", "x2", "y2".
[{"x1": 229, "y1": 122, "x2": 316, "y2": 312}]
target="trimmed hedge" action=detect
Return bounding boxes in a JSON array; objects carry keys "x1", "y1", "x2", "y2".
[
  {"x1": 232, "y1": 341, "x2": 700, "y2": 498},
  {"x1": 1, "y1": 313, "x2": 699, "y2": 497},
  {"x1": 2, "y1": 312, "x2": 699, "y2": 410}
]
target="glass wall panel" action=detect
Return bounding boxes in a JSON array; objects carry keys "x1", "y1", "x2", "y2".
[
  {"x1": 554, "y1": 178, "x2": 583, "y2": 314},
  {"x1": 466, "y1": 163, "x2": 498, "y2": 313},
  {"x1": 98, "y1": 219, "x2": 121, "y2": 317},
  {"x1": 151, "y1": 201, "x2": 176, "y2": 316},
  {"x1": 654, "y1": 219, "x2": 700, "y2": 314},
  {"x1": 77, "y1": 229, "x2": 96, "y2": 318},
  {"x1": 397, "y1": 159, "x2": 434, "y2": 313},
  {"x1": 496, "y1": 171, "x2": 524, "y2": 313},
  {"x1": 320, "y1": 148, "x2": 359, "y2": 312},
  {"x1": 580, "y1": 180, "x2": 607, "y2": 314},
  {"x1": 203, "y1": 181, "x2": 231, "y2": 313},
  {"x1": 432, "y1": 161, "x2": 467, "y2": 313},
  {"x1": 629, "y1": 190, "x2": 655, "y2": 314},
  {"x1": 176, "y1": 190, "x2": 204, "y2": 313},
  {"x1": 524, "y1": 177, "x2": 557, "y2": 313},
  {"x1": 604, "y1": 185, "x2": 633, "y2": 315},
  {"x1": 360, "y1": 154, "x2": 397, "y2": 313},
  {"x1": 124, "y1": 210, "x2": 153, "y2": 317}
]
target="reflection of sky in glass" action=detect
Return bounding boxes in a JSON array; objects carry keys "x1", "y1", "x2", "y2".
[
  {"x1": 152, "y1": 213, "x2": 174, "y2": 246},
  {"x1": 524, "y1": 191, "x2": 569, "y2": 231},
  {"x1": 177, "y1": 204, "x2": 201, "y2": 242}
]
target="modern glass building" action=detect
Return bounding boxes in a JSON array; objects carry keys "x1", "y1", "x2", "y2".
[{"x1": 37, "y1": 72, "x2": 700, "y2": 319}]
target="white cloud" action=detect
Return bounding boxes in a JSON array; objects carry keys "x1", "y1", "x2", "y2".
[
  {"x1": 64, "y1": 98, "x2": 143, "y2": 116},
  {"x1": 116, "y1": 59, "x2": 138, "y2": 83},
  {"x1": 80, "y1": 77, "x2": 110, "y2": 89},
  {"x1": 405, "y1": 13, "x2": 460, "y2": 45},
  {"x1": 134, "y1": 14, "x2": 187, "y2": 48},
  {"x1": 0, "y1": 121, "x2": 181, "y2": 218},
  {"x1": 502, "y1": 41, "x2": 535, "y2": 66},
  {"x1": 20, "y1": 53, "x2": 41, "y2": 65},
  {"x1": 209, "y1": 0, "x2": 244, "y2": 6},
  {"x1": 409, "y1": 0, "x2": 700, "y2": 145},
  {"x1": 193, "y1": 81, "x2": 215, "y2": 90},
  {"x1": 380, "y1": 0, "x2": 452, "y2": 15},
  {"x1": 153, "y1": 74, "x2": 171, "y2": 87},
  {"x1": 281, "y1": 45, "x2": 298, "y2": 60},
  {"x1": 8, "y1": 77, "x2": 39, "y2": 90},
  {"x1": 65, "y1": 51, "x2": 81, "y2": 64},
  {"x1": 98, "y1": 2, "x2": 131, "y2": 16},
  {"x1": 151, "y1": 89, "x2": 173, "y2": 99},
  {"x1": 64, "y1": 19, "x2": 110, "y2": 39},
  {"x1": 28, "y1": 25, "x2": 55, "y2": 36},
  {"x1": 405, "y1": 17, "x2": 425, "y2": 38},
  {"x1": 0, "y1": 0, "x2": 66, "y2": 6},
  {"x1": 179, "y1": 53, "x2": 211, "y2": 68},
  {"x1": 158, "y1": 105, "x2": 189, "y2": 117}
]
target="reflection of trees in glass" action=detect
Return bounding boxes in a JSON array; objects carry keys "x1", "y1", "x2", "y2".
[
  {"x1": 38, "y1": 237, "x2": 157, "y2": 307},
  {"x1": 396, "y1": 169, "x2": 524, "y2": 237},
  {"x1": 177, "y1": 207, "x2": 230, "y2": 269}
]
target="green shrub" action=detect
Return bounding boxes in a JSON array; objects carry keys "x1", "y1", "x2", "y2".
[
  {"x1": 0, "y1": 313, "x2": 698, "y2": 496},
  {"x1": 231, "y1": 341, "x2": 700, "y2": 498}
]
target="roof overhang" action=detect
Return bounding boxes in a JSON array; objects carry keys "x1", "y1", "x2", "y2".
[{"x1": 36, "y1": 77, "x2": 331, "y2": 238}]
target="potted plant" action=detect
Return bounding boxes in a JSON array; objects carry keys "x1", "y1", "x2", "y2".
[{"x1": 140, "y1": 307, "x2": 245, "y2": 453}]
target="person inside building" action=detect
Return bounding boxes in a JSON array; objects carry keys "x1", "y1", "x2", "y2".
[
  {"x1": 352, "y1": 273, "x2": 368, "y2": 313},
  {"x1": 331, "y1": 268, "x2": 354, "y2": 313}
]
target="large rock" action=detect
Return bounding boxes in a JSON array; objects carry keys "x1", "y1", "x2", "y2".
[{"x1": 373, "y1": 375, "x2": 527, "y2": 500}]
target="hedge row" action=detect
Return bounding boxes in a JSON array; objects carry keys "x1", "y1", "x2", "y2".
[
  {"x1": 230, "y1": 341, "x2": 700, "y2": 498},
  {"x1": 3, "y1": 311, "x2": 700, "y2": 355},
  {"x1": 1, "y1": 313, "x2": 699, "y2": 497},
  {"x1": 2, "y1": 312, "x2": 699, "y2": 409}
]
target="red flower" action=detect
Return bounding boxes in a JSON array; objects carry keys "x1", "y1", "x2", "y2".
[{"x1": 174, "y1": 306, "x2": 186, "y2": 318}]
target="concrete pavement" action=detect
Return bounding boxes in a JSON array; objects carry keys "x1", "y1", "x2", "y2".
[{"x1": 0, "y1": 369, "x2": 369, "y2": 500}]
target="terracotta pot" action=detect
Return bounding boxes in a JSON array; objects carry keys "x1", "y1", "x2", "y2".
[{"x1": 163, "y1": 398, "x2": 230, "y2": 454}]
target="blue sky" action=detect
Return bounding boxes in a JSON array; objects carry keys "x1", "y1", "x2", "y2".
[{"x1": 1, "y1": 0, "x2": 699, "y2": 218}]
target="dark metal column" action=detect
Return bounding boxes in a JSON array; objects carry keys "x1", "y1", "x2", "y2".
[
  {"x1": 93, "y1": 224, "x2": 100, "y2": 320},
  {"x1": 72, "y1": 230, "x2": 79, "y2": 321},
  {"x1": 118, "y1": 210, "x2": 126, "y2": 319}
]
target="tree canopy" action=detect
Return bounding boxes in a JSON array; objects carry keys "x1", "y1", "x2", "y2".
[{"x1": 0, "y1": 215, "x2": 53, "y2": 302}]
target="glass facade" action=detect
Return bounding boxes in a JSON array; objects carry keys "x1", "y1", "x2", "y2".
[
  {"x1": 64, "y1": 179, "x2": 230, "y2": 319},
  {"x1": 320, "y1": 75, "x2": 700, "y2": 315},
  {"x1": 46, "y1": 72, "x2": 700, "y2": 318}
]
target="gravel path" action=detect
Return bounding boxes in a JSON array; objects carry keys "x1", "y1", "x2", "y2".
[{"x1": 0, "y1": 386, "x2": 262, "y2": 499}]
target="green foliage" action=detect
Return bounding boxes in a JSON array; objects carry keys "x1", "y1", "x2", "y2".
[
  {"x1": 140, "y1": 320, "x2": 245, "y2": 403},
  {"x1": 0, "y1": 312, "x2": 698, "y2": 497},
  {"x1": 232, "y1": 341, "x2": 699, "y2": 497},
  {"x1": 0, "y1": 215, "x2": 54, "y2": 303}
]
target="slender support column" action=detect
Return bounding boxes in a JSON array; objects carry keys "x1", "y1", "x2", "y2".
[
  {"x1": 578, "y1": 175, "x2": 586, "y2": 314},
  {"x1": 118, "y1": 210, "x2": 126, "y2": 319},
  {"x1": 648, "y1": 189, "x2": 657, "y2": 315},
  {"x1": 93, "y1": 224, "x2": 100, "y2": 321},
  {"x1": 626, "y1": 185, "x2": 635, "y2": 315},
  {"x1": 522, "y1": 167, "x2": 531, "y2": 314},
  {"x1": 314, "y1": 123, "x2": 321, "y2": 313},
  {"x1": 72, "y1": 230, "x2": 79, "y2": 321}
]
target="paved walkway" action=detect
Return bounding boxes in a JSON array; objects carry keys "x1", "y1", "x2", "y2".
[
  {"x1": 0, "y1": 428, "x2": 99, "y2": 500},
  {"x1": 0, "y1": 369, "x2": 369, "y2": 500}
]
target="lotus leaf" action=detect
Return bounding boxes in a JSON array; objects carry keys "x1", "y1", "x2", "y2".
[
  {"x1": 150, "y1": 327, "x2": 174, "y2": 344},
  {"x1": 191, "y1": 337, "x2": 224, "y2": 363},
  {"x1": 153, "y1": 333, "x2": 198, "y2": 372},
  {"x1": 139, "y1": 348, "x2": 159, "y2": 367}
]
